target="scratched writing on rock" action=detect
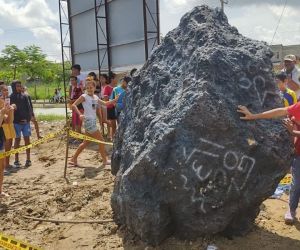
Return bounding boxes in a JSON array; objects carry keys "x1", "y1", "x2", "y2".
[
  {"x1": 180, "y1": 137, "x2": 256, "y2": 214},
  {"x1": 238, "y1": 61, "x2": 276, "y2": 107}
]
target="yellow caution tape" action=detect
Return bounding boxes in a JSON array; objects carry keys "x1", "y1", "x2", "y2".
[
  {"x1": 280, "y1": 174, "x2": 292, "y2": 185},
  {"x1": 0, "y1": 129, "x2": 65, "y2": 159},
  {"x1": 0, "y1": 232, "x2": 42, "y2": 250},
  {"x1": 69, "y1": 130, "x2": 113, "y2": 146},
  {"x1": 0, "y1": 126, "x2": 113, "y2": 159}
]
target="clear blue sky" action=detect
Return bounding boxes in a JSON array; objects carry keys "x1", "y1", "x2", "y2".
[{"x1": 0, "y1": 0, "x2": 299, "y2": 61}]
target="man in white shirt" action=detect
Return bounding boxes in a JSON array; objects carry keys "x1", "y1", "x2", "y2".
[{"x1": 282, "y1": 54, "x2": 300, "y2": 100}]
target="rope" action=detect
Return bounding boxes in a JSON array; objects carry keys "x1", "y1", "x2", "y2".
[
  {"x1": 23, "y1": 216, "x2": 114, "y2": 224},
  {"x1": 270, "y1": 0, "x2": 288, "y2": 45}
]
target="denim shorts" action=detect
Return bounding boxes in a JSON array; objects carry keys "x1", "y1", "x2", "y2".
[
  {"x1": 14, "y1": 123, "x2": 31, "y2": 138},
  {"x1": 84, "y1": 118, "x2": 97, "y2": 134},
  {"x1": 289, "y1": 156, "x2": 300, "y2": 211}
]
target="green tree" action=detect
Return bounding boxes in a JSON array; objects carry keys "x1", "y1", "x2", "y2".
[
  {"x1": 0, "y1": 44, "x2": 64, "y2": 89},
  {"x1": 1, "y1": 45, "x2": 26, "y2": 79},
  {"x1": 23, "y1": 45, "x2": 47, "y2": 80},
  {"x1": 42, "y1": 61, "x2": 63, "y2": 84}
]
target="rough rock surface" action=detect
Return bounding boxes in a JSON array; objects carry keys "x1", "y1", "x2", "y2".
[{"x1": 111, "y1": 5, "x2": 292, "y2": 245}]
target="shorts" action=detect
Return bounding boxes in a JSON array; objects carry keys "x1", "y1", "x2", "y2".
[
  {"x1": 84, "y1": 118, "x2": 98, "y2": 134},
  {"x1": 14, "y1": 123, "x2": 31, "y2": 138},
  {"x1": 72, "y1": 109, "x2": 84, "y2": 126},
  {"x1": 107, "y1": 107, "x2": 117, "y2": 120},
  {"x1": 2, "y1": 123, "x2": 16, "y2": 140}
]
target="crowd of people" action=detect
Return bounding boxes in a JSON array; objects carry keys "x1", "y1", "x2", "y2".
[
  {"x1": 0, "y1": 55, "x2": 299, "y2": 228},
  {"x1": 0, "y1": 63, "x2": 134, "y2": 198},
  {"x1": 0, "y1": 80, "x2": 42, "y2": 198},
  {"x1": 68, "y1": 64, "x2": 132, "y2": 141},
  {"x1": 67, "y1": 64, "x2": 133, "y2": 168},
  {"x1": 239, "y1": 54, "x2": 300, "y2": 225}
]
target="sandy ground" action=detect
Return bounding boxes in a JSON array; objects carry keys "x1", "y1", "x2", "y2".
[{"x1": 0, "y1": 121, "x2": 300, "y2": 250}]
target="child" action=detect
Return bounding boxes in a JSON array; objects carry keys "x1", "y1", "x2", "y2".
[
  {"x1": 88, "y1": 72, "x2": 103, "y2": 128},
  {"x1": 69, "y1": 78, "x2": 118, "y2": 167},
  {"x1": 104, "y1": 72, "x2": 118, "y2": 140},
  {"x1": 0, "y1": 85, "x2": 16, "y2": 173},
  {"x1": 276, "y1": 72, "x2": 297, "y2": 107},
  {"x1": 111, "y1": 76, "x2": 131, "y2": 121},
  {"x1": 0, "y1": 103, "x2": 11, "y2": 197},
  {"x1": 238, "y1": 103, "x2": 300, "y2": 224},
  {"x1": 70, "y1": 76, "x2": 83, "y2": 133},
  {"x1": 100, "y1": 74, "x2": 111, "y2": 139}
]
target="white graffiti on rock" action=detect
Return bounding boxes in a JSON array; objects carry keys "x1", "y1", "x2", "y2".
[{"x1": 180, "y1": 137, "x2": 255, "y2": 213}]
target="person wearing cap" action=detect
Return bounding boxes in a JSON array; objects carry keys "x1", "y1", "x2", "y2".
[
  {"x1": 276, "y1": 72, "x2": 297, "y2": 107},
  {"x1": 237, "y1": 103, "x2": 300, "y2": 225},
  {"x1": 110, "y1": 76, "x2": 131, "y2": 122},
  {"x1": 282, "y1": 55, "x2": 300, "y2": 99}
]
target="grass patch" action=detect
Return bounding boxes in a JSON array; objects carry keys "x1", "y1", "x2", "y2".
[
  {"x1": 36, "y1": 114, "x2": 65, "y2": 122},
  {"x1": 26, "y1": 82, "x2": 67, "y2": 100}
]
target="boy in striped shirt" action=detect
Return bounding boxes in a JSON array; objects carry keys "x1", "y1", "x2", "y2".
[{"x1": 276, "y1": 72, "x2": 297, "y2": 107}]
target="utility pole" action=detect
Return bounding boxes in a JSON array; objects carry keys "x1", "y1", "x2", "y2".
[{"x1": 220, "y1": 0, "x2": 228, "y2": 13}]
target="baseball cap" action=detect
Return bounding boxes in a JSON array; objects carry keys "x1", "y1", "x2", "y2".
[{"x1": 284, "y1": 54, "x2": 296, "y2": 62}]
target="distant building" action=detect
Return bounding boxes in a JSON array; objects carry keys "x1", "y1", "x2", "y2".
[{"x1": 270, "y1": 44, "x2": 300, "y2": 64}]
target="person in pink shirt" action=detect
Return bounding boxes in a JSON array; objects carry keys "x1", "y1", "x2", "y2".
[{"x1": 102, "y1": 72, "x2": 118, "y2": 140}]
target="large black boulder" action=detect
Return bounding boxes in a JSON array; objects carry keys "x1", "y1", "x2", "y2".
[{"x1": 111, "y1": 5, "x2": 292, "y2": 245}]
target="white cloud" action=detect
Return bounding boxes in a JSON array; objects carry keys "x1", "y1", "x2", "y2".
[
  {"x1": 0, "y1": 0, "x2": 57, "y2": 26},
  {"x1": 0, "y1": 0, "x2": 60, "y2": 60},
  {"x1": 160, "y1": 1, "x2": 300, "y2": 45},
  {"x1": 163, "y1": 0, "x2": 197, "y2": 14},
  {"x1": 1, "y1": 0, "x2": 300, "y2": 62},
  {"x1": 268, "y1": 5, "x2": 298, "y2": 18},
  {"x1": 171, "y1": 0, "x2": 188, "y2": 6}
]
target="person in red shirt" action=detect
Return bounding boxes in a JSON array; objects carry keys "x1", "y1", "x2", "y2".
[
  {"x1": 102, "y1": 72, "x2": 117, "y2": 140},
  {"x1": 238, "y1": 103, "x2": 300, "y2": 224},
  {"x1": 70, "y1": 76, "x2": 83, "y2": 133},
  {"x1": 99, "y1": 74, "x2": 110, "y2": 139}
]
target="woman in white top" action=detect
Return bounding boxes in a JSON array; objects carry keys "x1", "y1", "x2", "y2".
[{"x1": 69, "y1": 78, "x2": 118, "y2": 167}]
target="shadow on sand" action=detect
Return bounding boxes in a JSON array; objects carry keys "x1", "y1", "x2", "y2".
[{"x1": 118, "y1": 224, "x2": 300, "y2": 250}]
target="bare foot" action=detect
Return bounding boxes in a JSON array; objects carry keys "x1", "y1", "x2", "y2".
[
  {"x1": 69, "y1": 158, "x2": 78, "y2": 167},
  {"x1": 0, "y1": 192, "x2": 9, "y2": 198},
  {"x1": 102, "y1": 159, "x2": 111, "y2": 166}
]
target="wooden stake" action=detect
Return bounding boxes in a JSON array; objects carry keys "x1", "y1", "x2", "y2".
[
  {"x1": 23, "y1": 216, "x2": 113, "y2": 224},
  {"x1": 64, "y1": 120, "x2": 70, "y2": 179}
]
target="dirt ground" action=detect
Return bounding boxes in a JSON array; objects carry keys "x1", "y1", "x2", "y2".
[{"x1": 0, "y1": 121, "x2": 300, "y2": 250}]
